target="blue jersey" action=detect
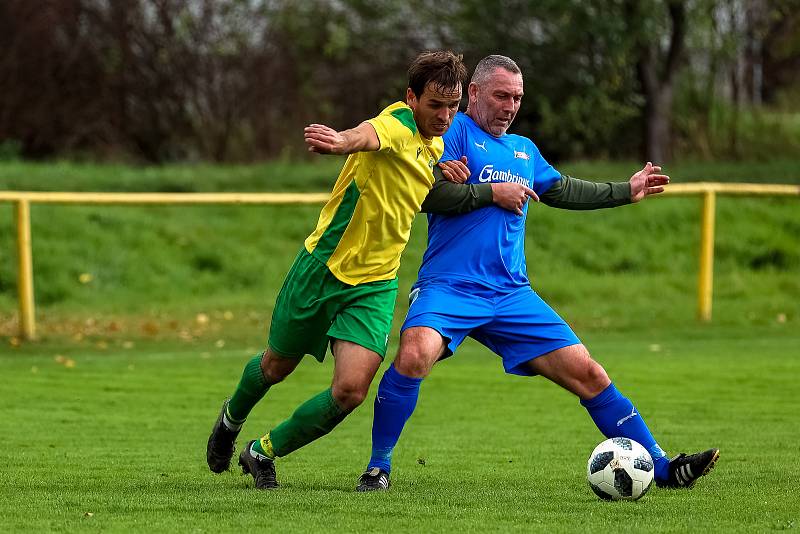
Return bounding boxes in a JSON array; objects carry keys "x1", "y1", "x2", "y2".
[{"x1": 416, "y1": 112, "x2": 561, "y2": 290}]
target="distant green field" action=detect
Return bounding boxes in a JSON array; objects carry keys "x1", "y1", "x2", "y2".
[
  {"x1": 0, "y1": 160, "x2": 797, "y2": 344},
  {"x1": 1, "y1": 329, "x2": 798, "y2": 532}
]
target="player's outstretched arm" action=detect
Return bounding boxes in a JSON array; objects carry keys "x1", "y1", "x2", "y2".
[
  {"x1": 304, "y1": 122, "x2": 380, "y2": 155},
  {"x1": 629, "y1": 162, "x2": 670, "y2": 203}
]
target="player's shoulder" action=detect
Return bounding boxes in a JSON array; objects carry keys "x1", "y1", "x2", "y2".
[
  {"x1": 503, "y1": 131, "x2": 535, "y2": 146},
  {"x1": 374, "y1": 101, "x2": 418, "y2": 136},
  {"x1": 443, "y1": 112, "x2": 472, "y2": 143},
  {"x1": 504, "y1": 131, "x2": 543, "y2": 156}
]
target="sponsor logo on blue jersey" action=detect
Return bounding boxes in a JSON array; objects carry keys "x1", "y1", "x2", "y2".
[{"x1": 478, "y1": 164, "x2": 529, "y2": 185}]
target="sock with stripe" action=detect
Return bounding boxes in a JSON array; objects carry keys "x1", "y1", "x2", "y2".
[
  {"x1": 581, "y1": 382, "x2": 670, "y2": 481},
  {"x1": 265, "y1": 387, "x2": 348, "y2": 457},
  {"x1": 250, "y1": 434, "x2": 275, "y2": 460},
  {"x1": 367, "y1": 364, "x2": 423, "y2": 474},
  {"x1": 225, "y1": 353, "x2": 270, "y2": 426}
]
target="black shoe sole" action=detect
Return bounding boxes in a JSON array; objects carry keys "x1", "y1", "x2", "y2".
[{"x1": 356, "y1": 484, "x2": 390, "y2": 492}]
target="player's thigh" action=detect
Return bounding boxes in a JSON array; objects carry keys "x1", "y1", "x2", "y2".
[
  {"x1": 402, "y1": 282, "x2": 493, "y2": 358},
  {"x1": 521, "y1": 344, "x2": 610, "y2": 400},
  {"x1": 474, "y1": 286, "x2": 581, "y2": 376},
  {"x1": 268, "y1": 248, "x2": 336, "y2": 361}
]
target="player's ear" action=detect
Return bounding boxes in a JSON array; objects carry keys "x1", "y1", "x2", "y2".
[
  {"x1": 406, "y1": 87, "x2": 418, "y2": 111},
  {"x1": 468, "y1": 82, "x2": 479, "y2": 102}
]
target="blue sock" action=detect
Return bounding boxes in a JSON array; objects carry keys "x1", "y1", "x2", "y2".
[
  {"x1": 366, "y1": 364, "x2": 423, "y2": 474},
  {"x1": 581, "y1": 383, "x2": 670, "y2": 481}
]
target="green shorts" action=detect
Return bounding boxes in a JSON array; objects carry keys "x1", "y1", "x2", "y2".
[{"x1": 268, "y1": 248, "x2": 398, "y2": 362}]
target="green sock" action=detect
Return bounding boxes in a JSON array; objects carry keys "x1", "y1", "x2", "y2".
[
  {"x1": 268, "y1": 388, "x2": 348, "y2": 457},
  {"x1": 226, "y1": 353, "x2": 270, "y2": 423},
  {"x1": 251, "y1": 434, "x2": 275, "y2": 459}
]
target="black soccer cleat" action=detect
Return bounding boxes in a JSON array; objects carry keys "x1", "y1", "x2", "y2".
[
  {"x1": 656, "y1": 448, "x2": 720, "y2": 489},
  {"x1": 238, "y1": 440, "x2": 279, "y2": 489},
  {"x1": 206, "y1": 399, "x2": 240, "y2": 473},
  {"x1": 356, "y1": 467, "x2": 390, "y2": 492}
]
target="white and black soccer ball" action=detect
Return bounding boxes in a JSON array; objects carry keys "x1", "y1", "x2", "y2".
[{"x1": 587, "y1": 437, "x2": 654, "y2": 501}]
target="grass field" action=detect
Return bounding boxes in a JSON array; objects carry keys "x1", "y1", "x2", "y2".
[
  {"x1": 0, "y1": 160, "x2": 798, "y2": 531},
  {"x1": 1, "y1": 328, "x2": 798, "y2": 532}
]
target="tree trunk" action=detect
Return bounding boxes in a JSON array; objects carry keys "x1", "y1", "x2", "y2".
[
  {"x1": 633, "y1": 0, "x2": 686, "y2": 163},
  {"x1": 642, "y1": 85, "x2": 673, "y2": 163}
]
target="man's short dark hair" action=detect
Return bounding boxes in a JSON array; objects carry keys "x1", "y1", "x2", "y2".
[
  {"x1": 408, "y1": 50, "x2": 467, "y2": 98},
  {"x1": 471, "y1": 55, "x2": 521, "y2": 85}
]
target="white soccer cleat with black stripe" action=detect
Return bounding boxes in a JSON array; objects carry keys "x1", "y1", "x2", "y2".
[
  {"x1": 656, "y1": 448, "x2": 720, "y2": 489},
  {"x1": 356, "y1": 467, "x2": 390, "y2": 492}
]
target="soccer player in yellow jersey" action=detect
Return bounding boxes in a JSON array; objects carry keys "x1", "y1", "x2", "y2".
[{"x1": 206, "y1": 51, "x2": 469, "y2": 489}]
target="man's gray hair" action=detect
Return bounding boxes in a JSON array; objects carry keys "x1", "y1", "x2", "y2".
[{"x1": 471, "y1": 55, "x2": 521, "y2": 85}]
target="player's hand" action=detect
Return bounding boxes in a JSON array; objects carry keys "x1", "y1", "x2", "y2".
[
  {"x1": 629, "y1": 161, "x2": 670, "y2": 203},
  {"x1": 304, "y1": 124, "x2": 347, "y2": 155},
  {"x1": 490, "y1": 182, "x2": 539, "y2": 215},
  {"x1": 438, "y1": 157, "x2": 470, "y2": 184}
]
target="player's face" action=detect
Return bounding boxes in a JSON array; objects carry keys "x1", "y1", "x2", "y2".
[
  {"x1": 407, "y1": 83, "x2": 462, "y2": 139},
  {"x1": 468, "y1": 68, "x2": 524, "y2": 137}
]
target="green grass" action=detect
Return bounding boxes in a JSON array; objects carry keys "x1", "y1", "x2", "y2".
[
  {"x1": 1, "y1": 328, "x2": 798, "y2": 532},
  {"x1": 0, "y1": 160, "x2": 797, "y2": 338},
  {"x1": 0, "y1": 160, "x2": 798, "y2": 531}
]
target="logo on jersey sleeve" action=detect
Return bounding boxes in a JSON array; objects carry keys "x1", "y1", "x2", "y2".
[{"x1": 478, "y1": 164, "x2": 529, "y2": 185}]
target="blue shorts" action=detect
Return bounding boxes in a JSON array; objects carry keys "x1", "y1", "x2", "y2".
[{"x1": 402, "y1": 280, "x2": 581, "y2": 376}]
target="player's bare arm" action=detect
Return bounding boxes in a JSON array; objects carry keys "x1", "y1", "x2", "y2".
[
  {"x1": 629, "y1": 161, "x2": 670, "y2": 203},
  {"x1": 304, "y1": 121, "x2": 380, "y2": 155}
]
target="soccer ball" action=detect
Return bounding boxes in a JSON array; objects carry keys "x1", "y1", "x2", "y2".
[{"x1": 587, "y1": 437, "x2": 654, "y2": 500}]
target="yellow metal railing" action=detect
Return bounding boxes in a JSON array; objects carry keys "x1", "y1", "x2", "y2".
[
  {"x1": 658, "y1": 183, "x2": 799, "y2": 321},
  {"x1": 1, "y1": 183, "x2": 798, "y2": 340}
]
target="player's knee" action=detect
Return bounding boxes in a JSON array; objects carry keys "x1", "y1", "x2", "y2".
[
  {"x1": 393, "y1": 348, "x2": 433, "y2": 378},
  {"x1": 583, "y1": 359, "x2": 611, "y2": 395},
  {"x1": 331, "y1": 381, "x2": 369, "y2": 412},
  {"x1": 260, "y1": 350, "x2": 297, "y2": 385}
]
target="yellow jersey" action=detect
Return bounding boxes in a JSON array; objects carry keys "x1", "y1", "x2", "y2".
[{"x1": 304, "y1": 102, "x2": 443, "y2": 285}]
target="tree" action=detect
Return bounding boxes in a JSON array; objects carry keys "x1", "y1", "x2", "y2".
[{"x1": 625, "y1": 0, "x2": 688, "y2": 163}]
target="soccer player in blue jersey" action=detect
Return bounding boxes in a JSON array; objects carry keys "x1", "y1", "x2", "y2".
[{"x1": 357, "y1": 55, "x2": 719, "y2": 492}]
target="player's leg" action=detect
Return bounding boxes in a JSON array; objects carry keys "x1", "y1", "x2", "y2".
[
  {"x1": 206, "y1": 348, "x2": 300, "y2": 473},
  {"x1": 484, "y1": 287, "x2": 718, "y2": 489},
  {"x1": 523, "y1": 345, "x2": 718, "y2": 488},
  {"x1": 239, "y1": 272, "x2": 396, "y2": 489},
  {"x1": 240, "y1": 341, "x2": 384, "y2": 490},
  {"x1": 206, "y1": 247, "x2": 336, "y2": 475},
  {"x1": 357, "y1": 327, "x2": 447, "y2": 491},
  {"x1": 358, "y1": 282, "x2": 487, "y2": 491},
  {"x1": 249, "y1": 339, "x2": 382, "y2": 458},
  {"x1": 521, "y1": 344, "x2": 671, "y2": 477}
]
